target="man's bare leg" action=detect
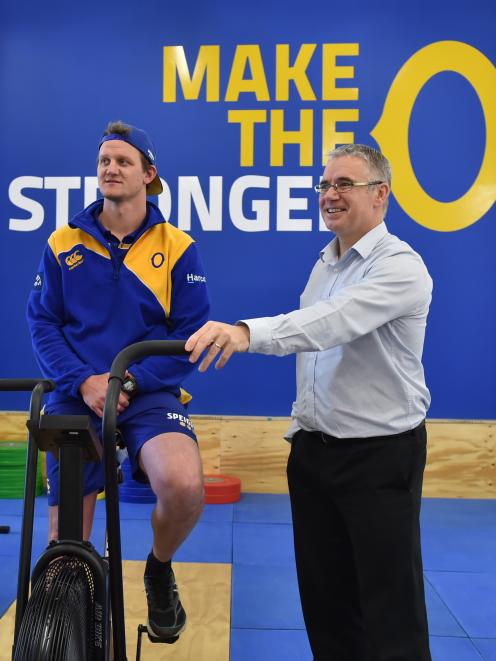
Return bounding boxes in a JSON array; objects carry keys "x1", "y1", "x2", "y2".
[
  {"x1": 140, "y1": 432, "x2": 204, "y2": 640},
  {"x1": 139, "y1": 432, "x2": 204, "y2": 561}
]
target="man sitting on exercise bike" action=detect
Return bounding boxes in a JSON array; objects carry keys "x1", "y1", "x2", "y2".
[{"x1": 26, "y1": 120, "x2": 210, "y2": 643}]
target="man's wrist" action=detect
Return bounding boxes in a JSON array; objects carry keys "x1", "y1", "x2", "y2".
[
  {"x1": 235, "y1": 321, "x2": 251, "y2": 347},
  {"x1": 77, "y1": 372, "x2": 96, "y2": 397}
]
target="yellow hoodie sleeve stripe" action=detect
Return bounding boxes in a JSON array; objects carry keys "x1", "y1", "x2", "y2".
[{"x1": 48, "y1": 227, "x2": 110, "y2": 265}]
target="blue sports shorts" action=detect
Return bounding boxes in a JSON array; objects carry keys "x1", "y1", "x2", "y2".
[{"x1": 44, "y1": 391, "x2": 197, "y2": 506}]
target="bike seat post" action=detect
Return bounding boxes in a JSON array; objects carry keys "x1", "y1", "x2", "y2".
[{"x1": 58, "y1": 433, "x2": 85, "y2": 542}]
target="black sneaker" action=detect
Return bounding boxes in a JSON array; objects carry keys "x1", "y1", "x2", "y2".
[{"x1": 144, "y1": 566, "x2": 186, "y2": 642}]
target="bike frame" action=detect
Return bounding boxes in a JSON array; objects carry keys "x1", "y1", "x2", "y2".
[
  {"x1": 102, "y1": 339, "x2": 187, "y2": 660},
  {"x1": 0, "y1": 378, "x2": 54, "y2": 657},
  {"x1": 0, "y1": 339, "x2": 188, "y2": 661}
]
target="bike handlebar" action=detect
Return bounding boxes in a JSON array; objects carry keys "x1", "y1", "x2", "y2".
[
  {"x1": 108, "y1": 340, "x2": 188, "y2": 382},
  {"x1": 0, "y1": 379, "x2": 55, "y2": 393}
]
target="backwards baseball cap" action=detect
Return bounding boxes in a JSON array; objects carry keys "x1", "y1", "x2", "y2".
[{"x1": 99, "y1": 124, "x2": 163, "y2": 196}]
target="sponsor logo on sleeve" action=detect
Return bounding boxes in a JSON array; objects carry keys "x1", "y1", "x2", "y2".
[{"x1": 186, "y1": 273, "x2": 207, "y2": 284}]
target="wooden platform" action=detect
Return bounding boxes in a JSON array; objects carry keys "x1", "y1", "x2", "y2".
[
  {"x1": 0, "y1": 561, "x2": 231, "y2": 661},
  {"x1": 0, "y1": 413, "x2": 494, "y2": 498}
]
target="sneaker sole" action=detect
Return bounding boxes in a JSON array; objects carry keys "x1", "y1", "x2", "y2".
[{"x1": 146, "y1": 617, "x2": 186, "y2": 643}]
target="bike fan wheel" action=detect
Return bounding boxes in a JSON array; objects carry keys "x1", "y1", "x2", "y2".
[{"x1": 14, "y1": 556, "x2": 95, "y2": 660}]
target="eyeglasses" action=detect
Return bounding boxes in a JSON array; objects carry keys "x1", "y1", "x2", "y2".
[{"x1": 314, "y1": 180, "x2": 384, "y2": 194}]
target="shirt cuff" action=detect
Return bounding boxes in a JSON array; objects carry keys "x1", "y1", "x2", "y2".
[{"x1": 237, "y1": 318, "x2": 273, "y2": 354}]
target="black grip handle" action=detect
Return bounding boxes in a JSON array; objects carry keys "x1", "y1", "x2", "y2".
[
  {"x1": 108, "y1": 340, "x2": 188, "y2": 382},
  {"x1": 0, "y1": 378, "x2": 55, "y2": 393}
]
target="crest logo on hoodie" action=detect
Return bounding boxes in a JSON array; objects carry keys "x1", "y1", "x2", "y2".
[{"x1": 65, "y1": 250, "x2": 84, "y2": 270}]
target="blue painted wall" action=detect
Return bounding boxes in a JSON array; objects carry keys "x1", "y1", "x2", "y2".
[{"x1": 1, "y1": 0, "x2": 494, "y2": 418}]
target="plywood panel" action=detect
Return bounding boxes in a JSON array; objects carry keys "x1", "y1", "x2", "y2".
[
  {"x1": 123, "y1": 561, "x2": 230, "y2": 661},
  {"x1": 218, "y1": 417, "x2": 290, "y2": 493},
  {"x1": 1, "y1": 413, "x2": 494, "y2": 498},
  {"x1": 0, "y1": 604, "x2": 14, "y2": 660},
  {"x1": 423, "y1": 421, "x2": 495, "y2": 498},
  {"x1": 0, "y1": 412, "x2": 28, "y2": 441},
  {"x1": 193, "y1": 416, "x2": 222, "y2": 474},
  {"x1": 194, "y1": 417, "x2": 496, "y2": 498},
  {"x1": 0, "y1": 561, "x2": 231, "y2": 661}
]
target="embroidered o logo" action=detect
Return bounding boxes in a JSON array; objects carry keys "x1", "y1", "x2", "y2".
[{"x1": 151, "y1": 252, "x2": 165, "y2": 268}]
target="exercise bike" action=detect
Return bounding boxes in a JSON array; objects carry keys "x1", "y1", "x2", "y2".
[{"x1": 0, "y1": 339, "x2": 188, "y2": 660}]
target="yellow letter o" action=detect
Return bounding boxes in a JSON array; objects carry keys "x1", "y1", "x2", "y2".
[{"x1": 371, "y1": 41, "x2": 495, "y2": 232}]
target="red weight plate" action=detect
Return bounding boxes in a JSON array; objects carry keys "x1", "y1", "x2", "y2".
[{"x1": 204, "y1": 474, "x2": 241, "y2": 504}]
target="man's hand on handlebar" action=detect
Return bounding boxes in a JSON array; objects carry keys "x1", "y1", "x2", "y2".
[
  {"x1": 185, "y1": 321, "x2": 250, "y2": 372},
  {"x1": 79, "y1": 372, "x2": 130, "y2": 417}
]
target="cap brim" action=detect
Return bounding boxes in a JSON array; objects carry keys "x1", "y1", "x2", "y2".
[{"x1": 146, "y1": 175, "x2": 163, "y2": 196}]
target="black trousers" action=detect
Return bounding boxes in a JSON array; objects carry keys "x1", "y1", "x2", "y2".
[{"x1": 287, "y1": 424, "x2": 432, "y2": 661}]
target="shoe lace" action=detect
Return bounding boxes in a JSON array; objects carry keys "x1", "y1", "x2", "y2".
[{"x1": 144, "y1": 571, "x2": 177, "y2": 611}]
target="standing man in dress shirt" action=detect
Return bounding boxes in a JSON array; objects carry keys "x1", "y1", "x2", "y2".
[{"x1": 185, "y1": 144, "x2": 433, "y2": 661}]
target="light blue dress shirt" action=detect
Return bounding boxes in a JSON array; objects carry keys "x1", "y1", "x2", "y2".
[{"x1": 243, "y1": 223, "x2": 432, "y2": 438}]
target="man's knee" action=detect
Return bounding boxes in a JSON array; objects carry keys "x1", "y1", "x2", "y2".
[
  {"x1": 140, "y1": 433, "x2": 203, "y2": 509},
  {"x1": 153, "y1": 471, "x2": 204, "y2": 516}
]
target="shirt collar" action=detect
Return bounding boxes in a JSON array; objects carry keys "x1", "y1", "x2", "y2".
[
  {"x1": 320, "y1": 222, "x2": 388, "y2": 264},
  {"x1": 320, "y1": 237, "x2": 340, "y2": 264},
  {"x1": 352, "y1": 222, "x2": 388, "y2": 259},
  {"x1": 92, "y1": 205, "x2": 149, "y2": 244}
]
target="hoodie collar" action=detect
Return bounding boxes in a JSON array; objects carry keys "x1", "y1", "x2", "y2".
[{"x1": 68, "y1": 199, "x2": 166, "y2": 239}]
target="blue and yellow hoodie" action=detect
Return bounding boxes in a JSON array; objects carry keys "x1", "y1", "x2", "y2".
[{"x1": 27, "y1": 200, "x2": 210, "y2": 406}]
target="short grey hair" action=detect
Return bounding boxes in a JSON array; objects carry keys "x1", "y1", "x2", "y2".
[{"x1": 328, "y1": 144, "x2": 392, "y2": 216}]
